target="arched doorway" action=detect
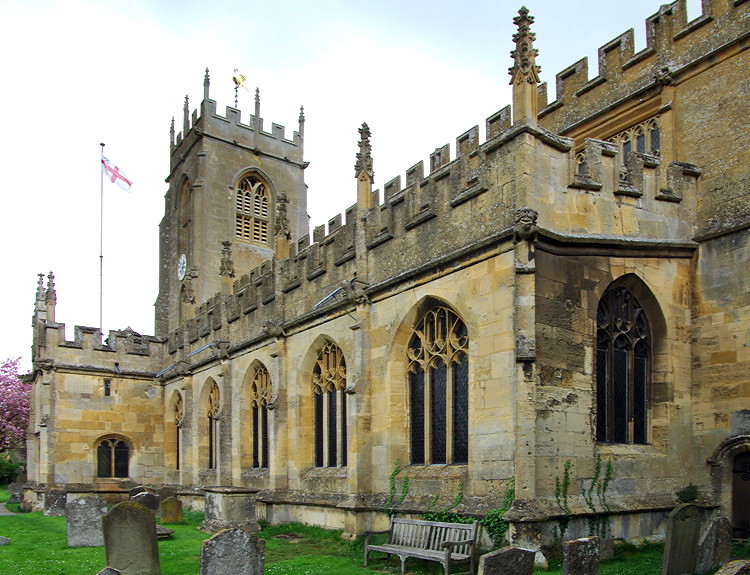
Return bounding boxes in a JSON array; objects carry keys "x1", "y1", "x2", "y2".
[{"x1": 733, "y1": 451, "x2": 750, "y2": 539}]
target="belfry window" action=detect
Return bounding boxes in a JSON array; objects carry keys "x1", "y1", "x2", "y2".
[
  {"x1": 251, "y1": 364, "x2": 272, "y2": 469},
  {"x1": 596, "y1": 286, "x2": 651, "y2": 444},
  {"x1": 97, "y1": 438, "x2": 129, "y2": 478},
  {"x1": 408, "y1": 306, "x2": 469, "y2": 465},
  {"x1": 313, "y1": 342, "x2": 347, "y2": 468},
  {"x1": 207, "y1": 383, "x2": 220, "y2": 469},
  {"x1": 236, "y1": 175, "x2": 270, "y2": 244}
]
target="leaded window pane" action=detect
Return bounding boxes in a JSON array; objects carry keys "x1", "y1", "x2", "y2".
[
  {"x1": 613, "y1": 340, "x2": 629, "y2": 443},
  {"x1": 327, "y1": 390, "x2": 337, "y2": 467},
  {"x1": 252, "y1": 405, "x2": 259, "y2": 468},
  {"x1": 410, "y1": 369, "x2": 425, "y2": 465},
  {"x1": 114, "y1": 441, "x2": 129, "y2": 478},
  {"x1": 431, "y1": 360, "x2": 447, "y2": 464},
  {"x1": 314, "y1": 392, "x2": 324, "y2": 467},
  {"x1": 97, "y1": 442, "x2": 112, "y2": 477},
  {"x1": 453, "y1": 356, "x2": 469, "y2": 464}
]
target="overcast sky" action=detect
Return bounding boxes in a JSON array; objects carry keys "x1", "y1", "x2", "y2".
[{"x1": 1, "y1": 0, "x2": 704, "y2": 370}]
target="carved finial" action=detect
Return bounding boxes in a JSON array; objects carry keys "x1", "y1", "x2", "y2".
[
  {"x1": 509, "y1": 7, "x2": 541, "y2": 86},
  {"x1": 170, "y1": 116, "x2": 175, "y2": 146},
  {"x1": 45, "y1": 271, "x2": 57, "y2": 305},
  {"x1": 183, "y1": 95, "x2": 190, "y2": 134},
  {"x1": 36, "y1": 273, "x2": 45, "y2": 302},
  {"x1": 275, "y1": 193, "x2": 290, "y2": 239},
  {"x1": 299, "y1": 105, "x2": 305, "y2": 124},
  {"x1": 355, "y1": 122, "x2": 374, "y2": 183},
  {"x1": 203, "y1": 67, "x2": 210, "y2": 100},
  {"x1": 219, "y1": 241, "x2": 235, "y2": 278},
  {"x1": 254, "y1": 87, "x2": 261, "y2": 121}
]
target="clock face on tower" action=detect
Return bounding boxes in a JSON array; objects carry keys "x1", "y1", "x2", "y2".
[{"x1": 177, "y1": 254, "x2": 187, "y2": 281}]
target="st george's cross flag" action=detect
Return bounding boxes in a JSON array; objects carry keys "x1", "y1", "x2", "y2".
[{"x1": 101, "y1": 156, "x2": 133, "y2": 192}]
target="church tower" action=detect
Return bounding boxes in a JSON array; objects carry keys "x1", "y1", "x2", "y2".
[{"x1": 155, "y1": 69, "x2": 308, "y2": 335}]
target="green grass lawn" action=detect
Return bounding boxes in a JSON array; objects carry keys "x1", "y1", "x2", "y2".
[{"x1": 1, "y1": 484, "x2": 748, "y2": 575}]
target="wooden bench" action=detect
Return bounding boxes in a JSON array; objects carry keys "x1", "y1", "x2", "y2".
[{"x1": 364, "y1": 517, "x2": 478, "y2": 575}]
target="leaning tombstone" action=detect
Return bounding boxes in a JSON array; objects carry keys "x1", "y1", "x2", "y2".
[
  {"x1": 200, "y1": 528, "x2": 265, "y2": 575},
  {"x1": 715, "y1": 561, "x2": 750, "y2": 575},
  {"x1": 44, "y1": 489, "x2": 67, "y2": 517},
  {"x1": 67, "y1": 496, "x2": 107, "y2": 547},
  {"x1": 695, "y1": 517, "x2": 732, "y2": 574},
  {"x1": 478, "y1": 546, "x2": 535, "y2": 575},
  {"x1": 662, "y1": 503, "x2": 703, "y2": 575},
  {"x1": 563, "y1": 536, "x2": 600, "y2": 575},
  {"x1": 159, "y1": 497, "x2": 182, "y2": 524},
  {"x1": 200, "y1": 487, "x2": 260, "y2": 532},
  {"x1": 102, "y1": 501, "x2": 160, "y2": 575},
  {"x1": 132, "y1": 492, "x2": 159, "y2": 513}
]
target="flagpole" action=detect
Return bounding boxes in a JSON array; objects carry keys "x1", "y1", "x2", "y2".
[{"x1": 99, "y1": 142, "x2": 105, "y2": 337}]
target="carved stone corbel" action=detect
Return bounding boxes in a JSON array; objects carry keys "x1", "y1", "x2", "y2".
[
  {"x1": 262, "y1": 320, "x2": 286, "y2": 339},
  {"x1": 266, "y1": 394, "x2": 280, "y2": 410}
]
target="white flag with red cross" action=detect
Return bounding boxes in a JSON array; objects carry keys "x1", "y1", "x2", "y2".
[{"x1": 101, "y1": 156, "x2": 133, "y2": 192}]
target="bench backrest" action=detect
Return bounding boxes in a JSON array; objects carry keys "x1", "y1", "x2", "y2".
[{"x1": 389, "y1": 518, "x2": 477, "y2": 555}]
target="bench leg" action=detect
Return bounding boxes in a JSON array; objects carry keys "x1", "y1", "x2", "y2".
[
  {"x1": 399, "y1": 555, "x2": 407, "y2": 575},
  {"x1": 363, "y1": 548, "x2": 369, "y2": 567}
]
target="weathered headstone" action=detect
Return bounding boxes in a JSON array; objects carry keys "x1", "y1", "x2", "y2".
[
  {"x1": 103, "y1": 501, "x2": 160, "y2": 575},
  {"x1": 563, "y1": 537, "x2": 600, "y2": 575},
  {"x1": 97, "y1": 569, "x2": 121, "y2": 575},
  {"x1": 478, "y1": 546, "x2": 535, "y2": 575},
  {"x1": 695, "y1": 517, "x2": 732, "y2": 574},
  {"x1": 155, "y1": 487, "x2": 176, "y2": 502},
  {"x1": 44, "y1": 490, "x2": 67, "y2": 517},
  {"x1": 200, "y1": 487, "x2": 260, "y2": 532},
  {"x1": 7, "y1": 482, "x2": 23, "y2": 504},
  {"x1": 0, "y1": 536, "x2": 10, "y2": 545},
  {"x1": 715, "y1": 561, "x2": 750, "y2": 575},
  {"x1": 66, "y1": 496, "x2": 107, "y2": 547},
  {"x1": 200, "y1": 528, "x2": 265, "y2": 575},
  {"x1": 662, "y1": 503, "x2": 703, "y2": 575},
  {"x1": 132, "y1": 492, "x2": 159, "y2": 513},
  {"x1": 159, "y1": 497, "x2": 182, "y2": 524}
]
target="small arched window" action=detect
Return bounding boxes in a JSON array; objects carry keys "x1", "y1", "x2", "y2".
[
  {"x1": 408, "y1": 306, "x2": 469, "y2": 465},
  {"x1": 236, "y1": 175, "x2": 270, "y2": 244},
  {"x1": 596, "y1": 286, "x2": 651, "y2": 444},
  {"x1": 97, "y1": 438, "x2": 129, "y2": 478},
  {"x1": 313, "y1": 342, "x2": 347, "y2": 467},
  {"x1": 251, "y1": 365, "x2": 272, "y2": 469},
  {"x1": 207, "y1": 383, "x2": 220, "y2": 469}
]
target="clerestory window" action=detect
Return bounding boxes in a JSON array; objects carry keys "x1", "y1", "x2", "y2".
[
  {"x1": 408, "y1": 306, "x2": 469, "y2": 465},
  {"x1": 596, "y1": 286, "x2": 651, "y2": 444},
  {"x1": 313, "y1": 342, "x2": 347, "y2": 468},
  {"x1": 236, "y1": 175, "x2": 270, "y2": 244}
]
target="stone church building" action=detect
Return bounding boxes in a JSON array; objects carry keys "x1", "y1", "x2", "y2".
[{"x1": 26, "y1": 1, "x2": 749, "y2": 547}]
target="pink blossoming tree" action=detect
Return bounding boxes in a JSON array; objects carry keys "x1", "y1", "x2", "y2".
[{"x1": 0, "y1": 358, "x2": 31, "y2": 451}]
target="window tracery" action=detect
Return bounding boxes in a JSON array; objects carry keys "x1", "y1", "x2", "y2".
[
  {"x1": 207, "y1": 382, "x2": 220, "y2": 469},
  {"x1": 313, "y1": 342, "x2": 347, "y2": 467},
  {"x1": 251, "y1": 365, "x2": 272, "y2": 469},
  {"x1": 408, "y1": 306, "x2": 469, "y2": 465}
]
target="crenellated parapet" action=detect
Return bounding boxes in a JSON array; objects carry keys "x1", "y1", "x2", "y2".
[{"x1": 537, "y1": 0, "x2": 749, "y2": 136}]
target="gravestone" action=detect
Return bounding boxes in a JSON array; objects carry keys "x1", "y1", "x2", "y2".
[
  {"x1": 132, "y1": 492, "x2": 159, "y2": 513},
  {"x1": 66, "y1": 496, "x2": 107, "y2": 547},
  {"x1": 7, "y1": 482, "x2": 23, "y2": 504},
  {"x1": 159, "y1": 497, "x2": 183, "y2": 524},
  {"x1": 695, "y1": 517, "x2": 732, "y2": 574},
  {"x1": 662, "y1": 504, "x2": 703, "y2": 575},
  {"x1": 0, "y1": 536, "x2": 10, "y2": 545},
  {"x1": 563, "y1": 537, "x2": 600, "y2": 575},
  {"x1": 97, "y1": 569, "x2": 121, "y2": 575},
  {"x1": 44, "y1": 490, "x2": 67, "y2": 517},
  {"x1": 155, "y1": 487, "x2": 176, "y2": 502},
  {"x1": 128, "y1": 486, "x2": 153, "y2": 499},
  {"x1": 478, "y1": 546, "x2": 535, "y2": 575},
  {"x1": 200, "y1": 528, "x2": 265, "y2": 575},
  {"x1": 103, "y1": 501, "x2": 160, "y2": 575},
  {"x1": 715, "y1": 561, "x2": 750, "y2": 575},
  {"x1": 200, "y1": 487, "x2": 260, "y2": 532}
]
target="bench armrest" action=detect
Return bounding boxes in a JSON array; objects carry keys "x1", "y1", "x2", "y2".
[{"x1": 441, "y1": 537, "x2": 475, "y2": 550}]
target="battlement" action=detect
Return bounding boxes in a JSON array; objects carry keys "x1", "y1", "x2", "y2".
[
  {"x1": 537, "y1": 0, "x2": 749, "y2": 135},
  {"x1": 160, "y1": 112, "x2": 701, "y2": 367},
  {"x1": 170, "y1": 70, "x2": 304, "y2": 167}
]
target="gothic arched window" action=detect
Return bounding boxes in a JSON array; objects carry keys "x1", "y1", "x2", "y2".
[
  {"x1": 97, "y1": 438, "x2": 129, "y2": 478},
  {"x1": 596, "y1": 286, "x2": 651, "y2": 444},
  {"x1": 236, "y1": 175, "x2": 270, "y2": 244},
  {"x1": 178, "y1": 180, "x2": 192, "y2": 259},
  {"x1": 408, "y1": 306, "x2": 469, "y2": 465},
  {"x1": 174, "y1": 394, "x2": 183, "y2": 470},
  {"x1": 207, "y1": 383, "x2": 220, "y2": 469},
  {"x1": 313, "y1": 342, "x2": 347, "y2": 467},
  {"x1": 251, "y1": 365, "x2": 272, "y2": 469}
]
